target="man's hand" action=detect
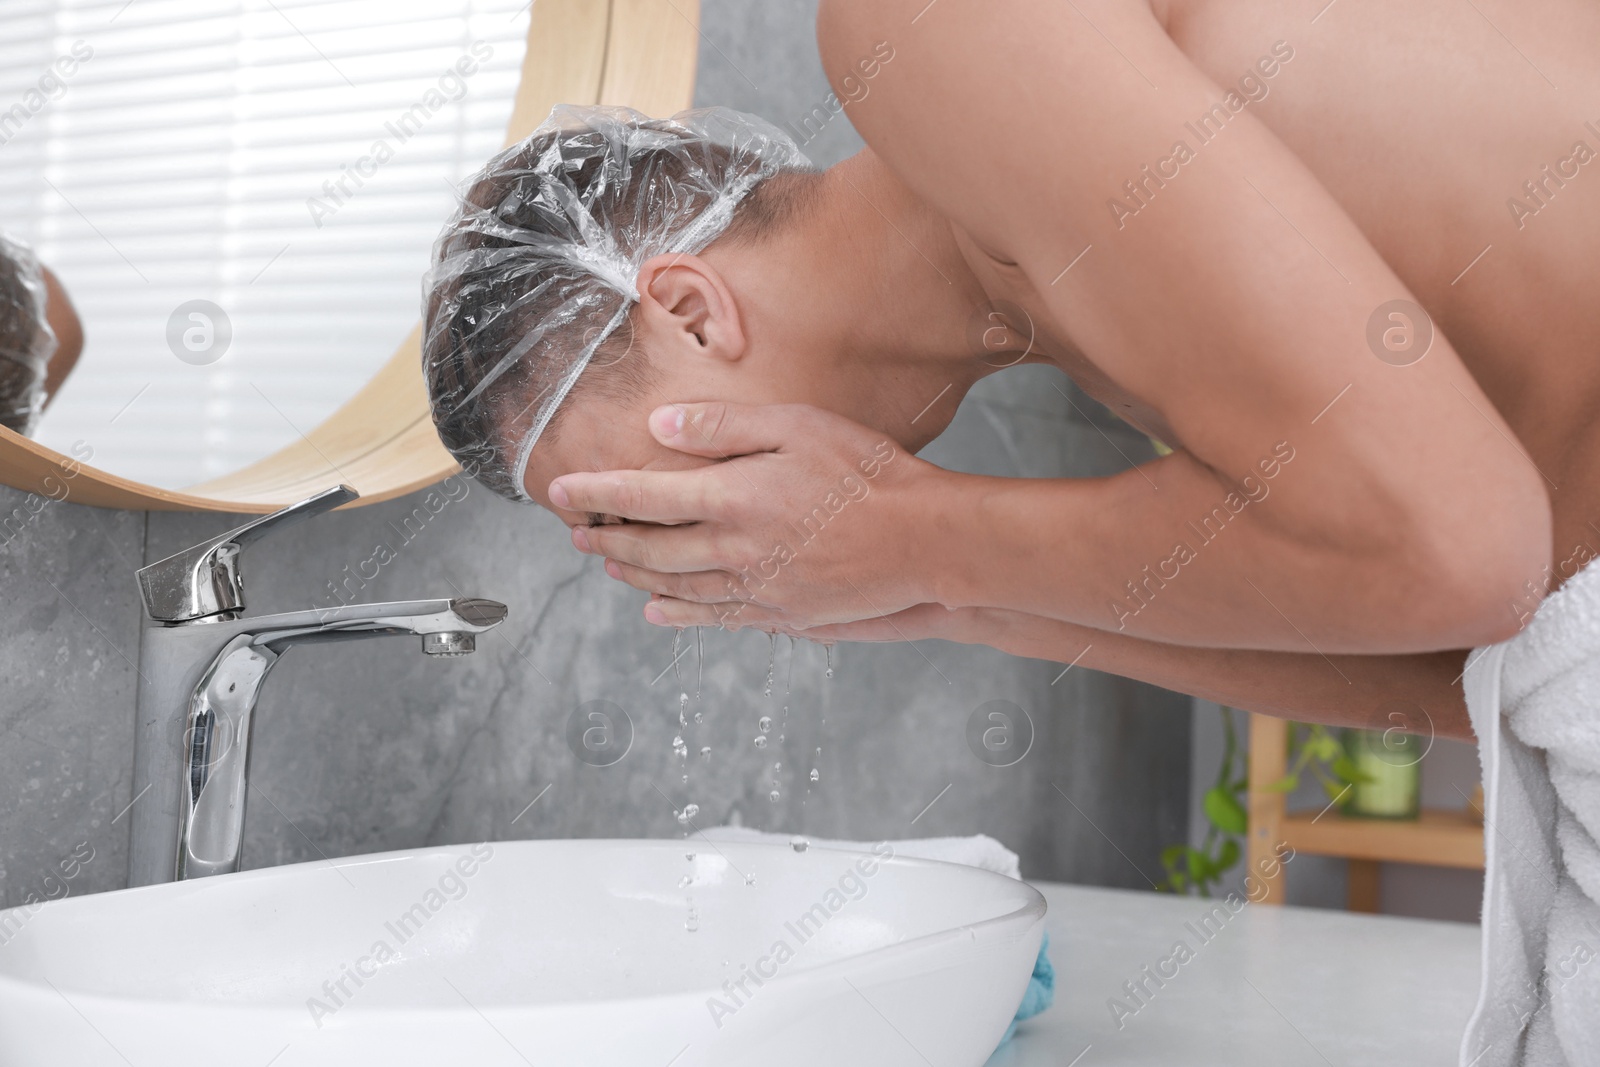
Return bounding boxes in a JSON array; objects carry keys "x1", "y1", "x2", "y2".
[
  {"x1": 549, "y1": 402, "x2": 945, "y2": 630},
  {"x1": 768, "y1": 602, "x2": 972, "y2": 644}
]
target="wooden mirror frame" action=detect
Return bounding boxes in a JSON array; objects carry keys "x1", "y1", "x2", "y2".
[{"x1": 0, "y1": 0, "x2": 700, "y2": 513}]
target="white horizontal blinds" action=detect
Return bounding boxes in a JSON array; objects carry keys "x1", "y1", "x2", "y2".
[{"x1": 0, "y1": 0, "x2": 530, "y2": 489}]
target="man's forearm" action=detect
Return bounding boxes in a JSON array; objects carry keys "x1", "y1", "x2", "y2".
[
  {"x1": 941, "y1": 604, "x2": 1473, "y2": 741},
  {"x1": 921, "y1": 451, "x2": 1527, "y2": 658}
]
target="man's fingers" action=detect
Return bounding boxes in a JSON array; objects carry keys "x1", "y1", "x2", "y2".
[
  {"x1": 799, "y1": 604, "x2": 954, "y2": 643},
  {"x1": 649, "y1": 402, "x2": 816, "y2": 458},
  {"x1": 577, "y1": 522, "x2": 726, "y2": 573},
  {"x1": 645, "y1": 595, "x2": 785, "y2": 631},
  {"x1": 549, "y1": 469, "x2": 712, "y2": 523},
  {"x1": 606, "y1": 560, "x2": 757, "y2": 605}
]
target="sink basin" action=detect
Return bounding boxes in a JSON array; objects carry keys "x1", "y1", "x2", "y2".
[{"x1": 0, "y1": 838, "x2": 1045, "y2": 1066}]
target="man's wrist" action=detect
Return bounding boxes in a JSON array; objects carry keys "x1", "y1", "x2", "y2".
[
  {"x1": 931, "y1": 604, "x2": 992, "y2": 644},
  {"x1": 908, "y1": 466, "x2": 983, "y2": 610}
]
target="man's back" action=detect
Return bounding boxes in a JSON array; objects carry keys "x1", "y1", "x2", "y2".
[{"x1": 1170, "y1": 0, "x2": 1600, "y2": 575}]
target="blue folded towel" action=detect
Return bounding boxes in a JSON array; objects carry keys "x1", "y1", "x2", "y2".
[{"x1": 999, "y1": 933, "x2": 1055, "y2": 1044}]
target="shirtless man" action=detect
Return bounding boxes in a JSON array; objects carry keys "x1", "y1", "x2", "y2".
[{"x1": 427, "y1": 0, "x2": 1600, "y2": 745}]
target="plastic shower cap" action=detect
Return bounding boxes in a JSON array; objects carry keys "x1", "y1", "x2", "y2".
[
  {"x1": 422, "y1": 103, "x2": 813, "y2": 502},
  {"x1": 0, "y1": 232, "x2": 57, "y2": 436}
]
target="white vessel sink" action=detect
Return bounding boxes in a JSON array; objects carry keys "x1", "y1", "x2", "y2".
[{"x1": 0, "y1": 838, "x2": 1045, "y2": 1066}]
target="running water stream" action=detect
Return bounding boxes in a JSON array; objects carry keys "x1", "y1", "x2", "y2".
[
  {"x1": 672, "y1": 629, "x2": 698, "y2": 931},
  {"x1": 671, "y1": 629, "x2": 840, "y2": 933}
]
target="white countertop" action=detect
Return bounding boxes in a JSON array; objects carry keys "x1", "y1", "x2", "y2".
[{"x1": 989, "y1": 882, "x2": 1481, "y2": 1067}]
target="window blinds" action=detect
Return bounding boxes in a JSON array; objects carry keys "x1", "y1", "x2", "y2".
[{"x1": 0, "y1": 0, "x2": 530, "y2": 488}]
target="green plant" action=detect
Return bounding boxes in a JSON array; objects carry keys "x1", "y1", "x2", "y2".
[
  {"x1": 1160, "y1": 710, "x2": 1368, "y2": 897},
  {"x1": 1266, "y1": 721, "x2": 1369, "y2": 804},
  {"x1": 1160, "y1": 705, "x2": 1246, "y2": 896}
]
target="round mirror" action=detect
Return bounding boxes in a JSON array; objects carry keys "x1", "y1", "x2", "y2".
[{"x1": 0, "y1": 0, "x2": 700, "y2": 511}]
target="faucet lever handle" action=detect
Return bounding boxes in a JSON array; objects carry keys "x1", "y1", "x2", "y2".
[
  {"x1": 137, "y1": 485, "x2": 359, "y2": 624},
  {"x1": 219, "y1": 484, "x2": 360, "y2": 551}
]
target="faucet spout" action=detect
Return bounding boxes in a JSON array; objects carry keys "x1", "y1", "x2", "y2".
[{"x1": 254, "y1": 597, "x2": 510, "y2": 652}]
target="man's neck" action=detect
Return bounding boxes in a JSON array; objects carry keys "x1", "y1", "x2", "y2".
[{"x1": 808, "y1": 150, "x2": 993, "y2": 448}]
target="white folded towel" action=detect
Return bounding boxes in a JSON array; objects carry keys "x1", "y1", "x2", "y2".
[
  {"x1": 698, "y1": 826, "x2": 1023, "y2": 880},
  {"x1": 1462, "y1": 558, "x2": 1600, "y2": 1067},
  {"x1": 699, "y1": 826, "x2": 1054, "y2": 1047}
]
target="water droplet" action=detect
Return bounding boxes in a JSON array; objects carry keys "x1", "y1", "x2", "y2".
[
  {"x1": 773, "y1": 761, "x2": 782, "y2": 772},
  {"x1": 763, "y1": 632, "x2": 776, "y2": 697},
  {"x1": 699, "y1": 745, "x2": 712, "y2": 760},
  {"x1": 758, "y1": 716, "x2": 773, "y2": 734},
  {"x1": 752, "y1": 735, "x2": 767, "y2": 749},
  {"x1": 695, "y1": 626, "x2": 704, "y2": 700},
  {"x1": 678, "y1": 874, "x2": 693, "y2": 888},
  {"x1": 693, "y1": 711, "x2": 704, "y2": 725},
  {"x1": 685, "y1": 852, "x2": 696, "y2": 862},
  {"x1": 676, "y1": 803, "x2": 700, "y2": 825},
  {"x1": 678, "y1": 691, "x2": 689, "y2": 728},
  {"x1": 810, "y1": 768, "x2": 820, "y2": 783},
  {"x1": 825, "y1": 644, "x2": 834, "y2": 679},
  {"x1": 790, "y1": 836, "x2": 809, "y2": 853},
  {"x1": 672, "y1": 735, "x2": 688, "y2": 759},
  {"x1": 745, "y1": 873, "x2": 757, "y2": 886},
  {"x1": 769, "y1": 789, "x2": 780, "y2": 802}
]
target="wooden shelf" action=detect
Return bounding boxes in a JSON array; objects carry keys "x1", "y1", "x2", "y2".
[
  {"x1": 1246, "y1": 713, "x2": 1484, "y2": 909},
  {"x1": 1280, "y1": 807, "x2": 1483, "y2": 869}
]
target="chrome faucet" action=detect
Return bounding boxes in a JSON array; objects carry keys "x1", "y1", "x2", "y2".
[{"x1": 127, "y1": 485, "x2": 508, "y2": 887}]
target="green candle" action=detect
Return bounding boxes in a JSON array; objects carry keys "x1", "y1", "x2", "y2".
[{"x1": 1342, "y1": 728, "x2": 1421, "y2": 819}]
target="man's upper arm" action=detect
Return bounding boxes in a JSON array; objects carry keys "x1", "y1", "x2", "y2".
[{"x1": 817, "y1": 0, "x2": 1550, "y2": 618}]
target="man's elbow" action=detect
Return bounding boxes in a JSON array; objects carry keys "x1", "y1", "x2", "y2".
[{"x1": 1407, "y1": 480, "x2": 1553, "y2": 649}]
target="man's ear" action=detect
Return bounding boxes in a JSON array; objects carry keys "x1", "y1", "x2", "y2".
[{"x1": 635, "y1": 252, "x2": 746, "y2": 365}]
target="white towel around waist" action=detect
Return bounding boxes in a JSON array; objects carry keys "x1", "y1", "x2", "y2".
[{"x1": 1462, "y1": 556, "x2": 1600, "y2": 1067}]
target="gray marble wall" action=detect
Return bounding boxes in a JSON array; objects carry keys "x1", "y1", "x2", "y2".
[{"x1": 0, "y1": 0, "x2": 1190, "y2": 908}]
